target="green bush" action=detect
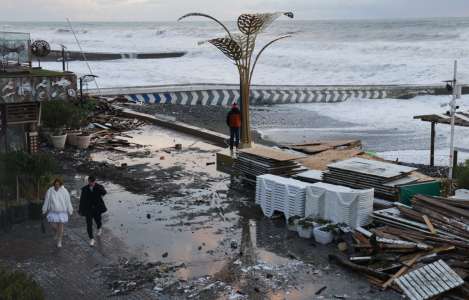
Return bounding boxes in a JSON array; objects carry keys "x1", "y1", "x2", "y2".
[
  {"x1": 41, "y1": 100, "x2": 76, "y2": 134},
  {"x1": 0, "y1": 267, "x2": 44, "y2": 300},
  {"x1": 41, "y1": 100, "x2": 94, "y2": 131},
  {"x1": 454, "y1": 160, "x2": 469, "y2": 189},
  {"x1": 0, "y1": 151, "x2": 57, "y2": 200}
]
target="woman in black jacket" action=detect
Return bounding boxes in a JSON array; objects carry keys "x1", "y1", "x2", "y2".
[{"x1": 79, "y1": 175, "x2": 107, "y2": 247}]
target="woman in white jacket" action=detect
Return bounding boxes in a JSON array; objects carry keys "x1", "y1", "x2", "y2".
[{"x1": 42, "y1": 178, "x2": 73, "y2": 248}]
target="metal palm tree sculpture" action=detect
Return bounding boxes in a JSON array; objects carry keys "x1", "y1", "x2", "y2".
[{"x1": 178, "y1": 12, "x2": 294, "y2": 148}]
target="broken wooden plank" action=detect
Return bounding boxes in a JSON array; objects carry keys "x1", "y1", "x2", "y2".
[{"x1": 422, "y1": 215, "x2": 437, "y2": 234}]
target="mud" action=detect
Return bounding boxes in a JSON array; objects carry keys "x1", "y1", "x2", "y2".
[{"x1": 1, "y1": 123, "x2": 399, "y2": 299}]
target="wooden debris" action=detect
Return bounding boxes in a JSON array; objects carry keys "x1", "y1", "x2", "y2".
[
  {"x1": 332, "y1": 194, "x2": 469, "y2": 299},
  {"x1": 422, "y1": 215, "x2": 436, "y2": 234}
]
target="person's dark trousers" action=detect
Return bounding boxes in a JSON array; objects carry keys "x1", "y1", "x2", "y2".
[
  {"x1": 86, "y1": 212, "x2": 102, "y2": 239},
  {"x1": 229, "y1": 127, "x2": 240, "y2": 149}
]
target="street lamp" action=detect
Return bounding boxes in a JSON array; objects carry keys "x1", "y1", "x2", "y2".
[
  {"x1": 79, "y1": 74, "x2": 98, "y2": 103},
  {"x1": 178, "y1": 12, "x2": 294, "y2": 148}
]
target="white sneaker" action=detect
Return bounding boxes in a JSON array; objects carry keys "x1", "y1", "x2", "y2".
[
  {"x1": 57, "y1": 240, "x2": 62, "y2": 248},
  {"x1": 97, "y1": 228, "x2": 102, "y2": 237},
  {"x1": 90, "y1": 239, "x2": 95, "y2": 247}
]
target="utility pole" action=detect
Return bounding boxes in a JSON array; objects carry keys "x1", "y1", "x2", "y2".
[
  {"x1": 61, "y1": 45, "x2": 66, "y2": 72},
  {"x1": 448, "y1": 60, "x2": 460, "y2": 188}
]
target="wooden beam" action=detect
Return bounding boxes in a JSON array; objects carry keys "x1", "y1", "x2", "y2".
[{"x1": 382, "y1": 253, "x2": 423, "y2": 289}]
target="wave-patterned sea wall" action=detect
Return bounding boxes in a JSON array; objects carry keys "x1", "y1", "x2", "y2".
[{"x1": 89, "y1": 83, "x2": 468, "y2": 106}]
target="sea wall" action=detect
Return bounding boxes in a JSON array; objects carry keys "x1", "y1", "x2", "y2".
[{"x1": 90, "y1": 83, "x2": 466, "y2": 106}]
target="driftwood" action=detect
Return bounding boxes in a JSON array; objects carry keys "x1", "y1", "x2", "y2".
[{"x1": 328, "y1": 254, "x2": 389, "y2": 281}]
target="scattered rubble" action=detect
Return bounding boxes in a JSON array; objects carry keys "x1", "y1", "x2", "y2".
[
  {"x1": 334, "y1": 194, "x2": 469, "y2": 299},
  {"x1": 101, "y1": 257, "x2": 185, "y2": 296}
]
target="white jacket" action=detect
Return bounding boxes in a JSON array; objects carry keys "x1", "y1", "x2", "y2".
[{"x1": 42, "y1": 186, "x2": 73, "y2": 215}]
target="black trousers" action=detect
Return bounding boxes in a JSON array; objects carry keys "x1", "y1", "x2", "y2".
[
  {"x1": 229, "y1": 127, "x2": 240, "y2": 149},
  {"x1": 86, "y1": 213, "x2": 102, "y2": 239}
]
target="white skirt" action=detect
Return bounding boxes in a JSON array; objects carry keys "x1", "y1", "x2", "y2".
[{"x1": 47, "y1": 212, "x2": 69, "y2": 223}]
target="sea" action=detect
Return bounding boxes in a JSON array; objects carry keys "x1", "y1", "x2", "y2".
[{"x1": 3, "y1": 18, "x2": 469, "y2": 165}]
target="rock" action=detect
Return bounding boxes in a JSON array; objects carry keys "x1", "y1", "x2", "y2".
[
  {"x1": 175, "y1": 144, "x2": 182, "y2": 150},
  {"x1": 198, "y1": 246, "x2": 202, "y2": 250},
  {"x1": 162, "y1": 252, "x2": 168, "y2": 258},
  {"x1": 146, "y1": 213, "x2": 151, "y2": 219},
  {"x1": 230, "y1": 240, "x2": 238, "y2": 249}
]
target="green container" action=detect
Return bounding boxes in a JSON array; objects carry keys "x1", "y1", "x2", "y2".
[{"x1": 399, "y1": 181, "x2": 441, "y2": 206}]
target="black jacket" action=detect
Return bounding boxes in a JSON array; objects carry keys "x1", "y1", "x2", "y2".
[{"x1": 79, "y1": 184, "x2": 107, "y2": 216}]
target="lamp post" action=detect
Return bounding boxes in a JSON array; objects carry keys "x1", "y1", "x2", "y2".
[
  {"x1": 178, "y1": 12, "x2": 294, "y2": 148},
  {"x1": 79, "y1": 74, "x2": 98, "y2": 103},
  {"x1": 60, "y1": 44, "x2": 67, "y2": 72},
  {"x1": 447, "y1": 60, "x2": 461, "y2": 191}
]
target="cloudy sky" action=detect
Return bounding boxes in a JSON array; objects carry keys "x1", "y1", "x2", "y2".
[{"x1": 3, "y1": 0, "x2": 469, "y2": 21}]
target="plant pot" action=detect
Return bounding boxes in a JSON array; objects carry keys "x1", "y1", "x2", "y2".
[
  {"x1": 76, "y1": 134, "x2": 92, "y2": 149},
  {"x1": 50, "y1": 133, "x2": 67, "y2": 149},
  {"x1": 66, "y1": 131, "x2": 81, "y2": 146},
  {"x1": 298, "y1": 225, "x2": 315, "y2": 239},
  {"x1": 314, "y1": 225, "x2": 334, "y2": 245},
  {"x1": 287, "y1": 218, "x2": 299, "y2": 232}
]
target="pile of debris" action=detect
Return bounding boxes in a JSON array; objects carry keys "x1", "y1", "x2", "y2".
[
  {"x1": 322, "y1": 157, "x2": 438, "y2": 201},
  {"x1": 332, "y1": 194, "x2": 469, "y2": 299},
  {"x1": 234, "y1": 145, "x2": 305, "y2": 184},
  {"x1": 85, "y1": 100, "x2": 148, "y2": 151}
]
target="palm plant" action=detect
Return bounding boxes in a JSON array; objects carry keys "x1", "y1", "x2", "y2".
[{"x1": 178, "y1": 12, "x2": 294, "y2": 147}]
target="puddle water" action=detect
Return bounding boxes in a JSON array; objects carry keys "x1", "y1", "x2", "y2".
[
  {"x1": 101, "y1": 182, "x2": 239, "y2": 279},
  {"x1": 91, "y1": 125, "x2": 222, "y2": 177}
]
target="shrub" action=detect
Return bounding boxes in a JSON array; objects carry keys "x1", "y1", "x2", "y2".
[
  {"x1": 0, "y1": 267, "x2": 45, "y2": 300},
  {"x1": 40, "y1": 100, "x2": 75, "y2": 134},
  {"x1": 454, "y1": 160, "x2": 469, "y2": 189},
  {"x1": 0, "y1": 151, "x2": 57, "y2": 201}
]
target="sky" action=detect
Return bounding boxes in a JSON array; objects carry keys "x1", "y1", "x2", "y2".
[{"x1": 2, "y1": 0, "x2": 469, "y2": 21}]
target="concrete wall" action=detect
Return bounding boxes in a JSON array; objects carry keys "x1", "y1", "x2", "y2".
[
  {"x1": 0, "y1": 73, "x2": 77, "y2": 103},
  {"x1": 91, "y1": 83, "x2": 461, "y2": 107}
]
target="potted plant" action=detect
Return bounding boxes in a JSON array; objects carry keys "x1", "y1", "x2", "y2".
[
  {"x1": 313, "y1": 224, "x2": 335, "y2": 245},
  {"x1": 297, "y1": 217, "x2": 316, "y2": 239},
  {"x1": 287, "y1": 216, "x2": 300, "y2": 232},
  {"x1": 41, "y1": 100, "x2": 74, "y2": 149},
  {"x1": 66, "y1": 104, "x2": 86, "y2": 147},
  {"x1": 76, "y1": 130, "x2": 92, "y2": 149},
  {"x1": 74, "y1": 99, "x2": 95, "y2": 149}
]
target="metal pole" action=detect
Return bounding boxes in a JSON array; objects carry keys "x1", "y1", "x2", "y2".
[
  {"x1": 430, "y1": 122, "x2": 435, "y2": 166},
  {"x1": 448, "y1": 60, "x2": 458, "y2": 184},
  {"x1": 61, "y1": 46, "x2": 65, "y2": 72},
  {"x1": 79, "y1": 78, "x2": 83, "y2": 104}
]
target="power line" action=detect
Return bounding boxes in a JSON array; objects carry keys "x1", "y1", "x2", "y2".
[{"x1": 66, "y1": 18, "x2": 101, "y2": 95}]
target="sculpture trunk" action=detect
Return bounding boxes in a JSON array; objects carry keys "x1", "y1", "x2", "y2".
[{"x1": 240, "y1": 71, "x2": 252, "y2": 148}]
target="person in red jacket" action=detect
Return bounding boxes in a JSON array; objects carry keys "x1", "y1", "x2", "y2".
[{"x1": 226, "y1": 102, "x2": 241, "y2": 150}]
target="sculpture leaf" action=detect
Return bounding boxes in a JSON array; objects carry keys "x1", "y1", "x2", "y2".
[
  {"x1": 208, "y1": 38, "x2": 243, "y2": 61},
  {"x1": 237, "y1": 12, "x2": 294, "y2": 35},
  {"x1": 237, "y1": 14, "x2": 265, "y2": 35}
]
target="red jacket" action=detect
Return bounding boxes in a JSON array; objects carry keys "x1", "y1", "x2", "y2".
[{"x1": 226, "y1": 108, "x2": 241, "y2": 128}]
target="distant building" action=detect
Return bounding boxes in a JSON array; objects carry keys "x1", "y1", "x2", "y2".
[{"x1": 0, "y1": 31, "x2": 77, "y2": 153}]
